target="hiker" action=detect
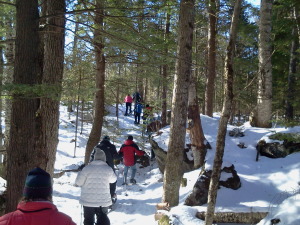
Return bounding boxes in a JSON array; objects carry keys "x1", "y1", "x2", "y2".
[
  {"x1": 134, "y1": 101, "x2": 143, "y2": 124},
  {"x1": 124, "y1": 94, "x2": 133, "y2": 116},
  {"x1": 118, "y1": 135, "x2": 145, "y2": 185},
  {"x1": 90, "y1": 135, "x2": 119, "y2": 203},
  {"x1": 132, "y1": 92, "x2": 141, "y2": 104},
  {"x1": 0, "y1": 167, "x2": 76, "y2": 225},
  {"x1": 142, "y1": 104, "x2": 153, "y2": 123},
  {"x1": 76, "y1": 149, "x2": 117, "y2": 225}
]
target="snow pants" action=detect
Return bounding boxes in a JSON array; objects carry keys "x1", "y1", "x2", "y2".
[{"x1": 83, "y1": 206, "x2": 110, "y2": 225}]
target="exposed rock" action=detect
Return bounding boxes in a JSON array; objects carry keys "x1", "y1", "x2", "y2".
[
  {"x1": 228, "y1": 128, "x2": 244, "y2": 137},
  {"x1": 256, "y1": 133, "x2": 300, "y2": 161},
  {"x1": 149, "y1": 137, "x2": 194, "y2": 174},
  {"x1": 184, "y1": 164, "x2": 241, "y2": 206}
]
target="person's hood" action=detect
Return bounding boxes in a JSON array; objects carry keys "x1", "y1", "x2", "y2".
[{"x1": 124, "y1": 139, "x2": 134, "y2": 145}]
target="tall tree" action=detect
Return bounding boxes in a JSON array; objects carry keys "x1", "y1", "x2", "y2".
[
  {"x1": 162, "y1": 0, "x2": 195, "y2": 207},
  {"x1": 254, "y1": 0, "x2": 273, "y2": 128},
  {"x1": 84, "y1": 0, "x2": 106, "y2": 164},
  {"x1": 205, "y1": 0, "x2": 242, "y2": 224},
  {"x1": 6, "y1": 0, "x2": 40, "y2": 212},
  {"x1": 187, "y1": 75, "x2": 207, "y2": 169},
  {"x1": 205, "y1": 0, "x2": 218, "y2": 117},
  {"x1": 35, "y1": 0, "x2": 66, "y2": 174},
  {"x1": 285, "y1": 7, "x2": 298, "y2": 121},
  {"x1": 161, "y1": 12, "x2": 171, "y2": 127}
]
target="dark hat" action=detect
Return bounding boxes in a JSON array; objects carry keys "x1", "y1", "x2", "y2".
[
  {"x1": 23, "y1": 167, "x2": 52, "y2": 199},
  {"x1": 94, "y1": 149, "x2": 107, "y2": 162},
  {"x1": 103, "y1": 135, "x2": 110, "y2": 141},
  {"x1": 128, "y1": 135, "x2": 133, "y2": 140}
]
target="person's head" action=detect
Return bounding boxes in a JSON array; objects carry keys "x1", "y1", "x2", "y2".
[
  {"x1": 94, "y1": 149, "x2": 107, "y2": 162},
  {"x1": 102, "y1": 135, "x2": 110, "y2": 142},
  {"x1": 22, "y1": 167, "x2": 53, "y2": 201},
  {"x1": 146, "y1": 104, "x2": 149, "y2": 107},
  {"x1": 128, "y1": 135, "x2": 133, "y2": 141}
]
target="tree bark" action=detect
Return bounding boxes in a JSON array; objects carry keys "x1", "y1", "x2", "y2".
[
  {"x1": 198, "y1": 211, "x2": 268, "y2": 224},
  {"x1": 35, "y1": 0, "x2": 66, "y2": 175},
  {"x1": 205, "y1": 0, "x2": 242, "y2": 224},
  {"x1": 187, "y1": 76, "x2": 206, "y2": 169},
  {"x1": 162, "y1": 0, "x2": 195, "y2": 207},
  {"x1": 255, "y1": 0, "x2": 273, "y2": 128},
  {"x1": 6, "y1": 0, "x2": 40, "y2": 212},
  {"x1": 161, "y1": 12, "x2": 170, "y2": 127},
  {"x1": 84, "y1": 0, "x2": 106, "y2": 164},
  {"x1": 285, "y1": 8, "x2": 298, "y2": 121},
  {"x1": 204, "y1": 0, "x2": 218, "y2": 117}
]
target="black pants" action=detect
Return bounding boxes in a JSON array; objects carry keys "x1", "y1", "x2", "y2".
[
  {"x1": 83, "y1": 206, "x2": 110, "y2": 225},
  {"x1": 110, "y1": 181, "x2": 116, "y2": 197},
  {"x1": 125, "y1": 102, "x2": 132, "y2": 115},
  {"x1": 135, "y1": 112, "x2": 141, "y2": 124}
]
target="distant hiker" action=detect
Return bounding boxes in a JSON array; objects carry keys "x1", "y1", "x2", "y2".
[
  {"x1": 76, "y1": 149, "x2": 117, "y2": 225},
  {"x1": 0, "y1": 167, "x2": 76, "y2": 225},
  {"x1": 118, "y1": 135, "x2": 145, "y2": 185},
  {"x1": 142, "y1": 104, "x2": 153, "y2": 123},
  {"x1": 90, "y1": 135, "x2": 120, "y2": 203},
  {"x1": 132, "y1": 92, "x2": 141, "y2": 104},
  {"x1": 124, "y1": 94, "x2": 133, "y2": 116},
  {"x1": 134, "y1": 102, "x2": 143, "y2": 124}
]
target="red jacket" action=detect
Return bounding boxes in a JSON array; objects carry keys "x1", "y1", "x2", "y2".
[
  {"x1": 119, "y1": 140, "x2": 144, "y2": 166},
  {"x1": 0, "y1": 201, "x2": 76, "y2": 225}
]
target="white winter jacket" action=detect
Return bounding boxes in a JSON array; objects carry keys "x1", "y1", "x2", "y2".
[{"x1": 75, "y1": 160, "x2": 117, "y2": 207}]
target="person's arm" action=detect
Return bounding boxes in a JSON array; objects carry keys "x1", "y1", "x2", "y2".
[{"x1": 75, "y1": 169, "x2": 87, "y2": 187}]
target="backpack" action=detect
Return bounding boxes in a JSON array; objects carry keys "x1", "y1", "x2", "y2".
[{"x1": 135, "y1": 104, "x2": 142, "y2": 113}]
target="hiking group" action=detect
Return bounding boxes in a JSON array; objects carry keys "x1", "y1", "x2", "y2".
[
  {"x1": 124, "y1": 92, "x2": 154, "y2": 125},
  {"x1": 0, "y1": 135, "x2": 146, "y2": 225},
  {"x1": 76, "y1": 135, "x2": 146, "y2": 225}
]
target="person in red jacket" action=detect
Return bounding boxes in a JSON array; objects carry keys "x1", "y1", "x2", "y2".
[
  {"x1": 0, "y1": 167, "x2": 76, "y2": 225},
  {"x1": 118, "y1": 135, "x2": 145, "y2": 185}
]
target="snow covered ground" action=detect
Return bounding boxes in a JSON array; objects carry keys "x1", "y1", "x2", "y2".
[{"x1": 1, "y1": 104, "x2": 299, "y2": 224}]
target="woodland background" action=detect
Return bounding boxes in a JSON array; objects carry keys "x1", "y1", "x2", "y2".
[{"x1": 0, "y1": 0, "x2": 299, "y2": 223}]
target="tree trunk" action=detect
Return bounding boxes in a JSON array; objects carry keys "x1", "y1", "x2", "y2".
[
  {"x1": 255, "y1": 0, "x2": 273, "y2": 128},
  {"x1": 84, "y1": 0, "x2": 106, "y2": 164},
  {"x1": 205, "y1": 0, "x2": 242, "y2": 224},
  {"x1": 3, "y1": 11, "x2": 15, "y2": 179},
  {"x1": 161, "y1": 12, "x2": 170, "y2": 127},
  {"x1": 35, "y1": 0, "x2": 66, "y2": 175},
  {"x1": 285, "y1": 8, "x2": 298, "y2": 121},
  {"x1": 162, "y1": 0, "x2": 195, "y2": 207},
  {"x1": 187, "y1": 76, "x2": 207, "y2": 169},
  {"x1": 198, "y1": 211, "x2": 268, "y2": 224},
  {"x1": 6, "y1": 0, "x2": 40, "y2": 213},
  {"x1": 204, "y1": 0, "x2": 218, "y2": 117}
]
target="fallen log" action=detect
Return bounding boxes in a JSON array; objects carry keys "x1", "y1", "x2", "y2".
[{"x1": 196, "y1": 211, "x2": 268, "y2": 224}]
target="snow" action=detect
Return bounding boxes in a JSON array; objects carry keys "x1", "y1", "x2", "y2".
[{"x1": 1, "y1": 104, "x2": 300, "y2": 225}]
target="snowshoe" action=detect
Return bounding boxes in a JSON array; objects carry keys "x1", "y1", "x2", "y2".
[
  {"x1": 112, "y1": 194, "x2": 117, "y2": 204},
  {"x1": 130, "y1": 178, "x2": 136, "y2": 184}
]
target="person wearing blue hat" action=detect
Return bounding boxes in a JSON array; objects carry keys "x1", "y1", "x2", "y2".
[{"x1": 0, "y1": 167, "x2": 76, "y2": 225}]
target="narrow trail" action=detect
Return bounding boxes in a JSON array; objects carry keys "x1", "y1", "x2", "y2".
[{"x1": 107, "y1": 109, "x2": 161, "y2": 224}]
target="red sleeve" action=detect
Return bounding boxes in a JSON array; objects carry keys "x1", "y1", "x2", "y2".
[{"x1": 135, "y1": 149, "x2": 145, "y2": 156}]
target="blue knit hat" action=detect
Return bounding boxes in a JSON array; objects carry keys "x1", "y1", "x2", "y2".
[{"x1": 23, "y1": 167, "x2": 53, "y2": 199}]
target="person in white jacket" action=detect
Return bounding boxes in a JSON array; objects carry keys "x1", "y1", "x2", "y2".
[{"x1": 75, "y1": 149, "x2": 117, "y2": 225}]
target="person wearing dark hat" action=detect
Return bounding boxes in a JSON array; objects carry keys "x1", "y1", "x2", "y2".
[
  {"x1": 118, "y1": 135, "x2": 145, "y2": 185},
  {"x1": 0, "y1": 167, "x2": 76, "y2": 225},
  {"x1": 89, "y1": 135, "x2": 120, "y2": 203},
  {"x1": 76, "y1": 149, "x2": 117, "y2": 225}
]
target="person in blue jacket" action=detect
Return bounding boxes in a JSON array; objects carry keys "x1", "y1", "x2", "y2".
[{"x1": 134, "y1": 102, "x2": 142, "y2": 124}]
